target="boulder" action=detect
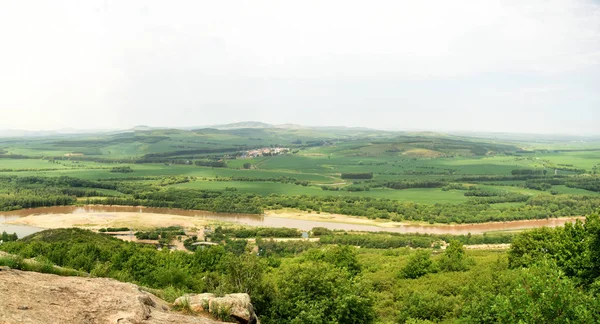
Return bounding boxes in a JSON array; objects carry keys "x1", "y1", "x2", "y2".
[
  {"x1": 0, "y1": 268, "x2": 222, "y2": 323},
  {"x1": 181, "y1": 293, "x2": 216, "y2": 312},
  {"x1": 175, "y1": 293, "x2": 259, "y2": 324}
]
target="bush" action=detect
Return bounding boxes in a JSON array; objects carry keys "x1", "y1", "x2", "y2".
[
  {"x1": 400, "y1": 250, "x2": 438, "y2": 279},
  {"x1": 110, "y1": 166, "x2": 134, "y2": 173},
  {"x1": 311, "y1": 227, "x2": 333, "y2": 236},
  {"x1": 268, "y1": 261, "x2": 374, "y2": 323},
  {"x1": 438, "y1": 241, "x2": 473, "y2": 272},
  {"x1": 461, "y1": 260, "x2": 600, "y2": 323},
  {"x1": 0, "y1": 255, "x2": 24, "y2": 269},
  {"x1": 106, "y1": 227, "x2": 129, "y2": 232}
]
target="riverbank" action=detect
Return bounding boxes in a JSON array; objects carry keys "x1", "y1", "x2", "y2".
[
  {"x1": 1, "y1": 205, "x2": 586, "y2": 235},
  {"x1": 267, "y1": 208, "x2": 585, "y2": 227},
  {"x1": 5, "y1": 211, "x2": 212, "y2": 231},
  {"x1": 265, "y1": 208, "x2": 585, "y2": 234}
]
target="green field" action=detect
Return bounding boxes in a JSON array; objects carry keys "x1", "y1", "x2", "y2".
[
  {"x1": 173, "y1": 181, "x2": 469, "y2": 204},
  {"x1": 1, "y1": 125, "x2": 599, "y2": 223},
  {"x1": 2, "y1": 125, "x2": 600, "y2": 323}
]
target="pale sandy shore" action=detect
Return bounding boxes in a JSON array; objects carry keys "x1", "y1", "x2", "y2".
[
  {"x1": 6, "y1": 212, "x2": 210, "y2": 230},
  {"x1": 5, "y1": 207, "x2": 403, "y2": 230},
  {"x1": 264, "y1": 209, "x2": 403, "y2": 227},
  {"x1": 265, "y1": 209, "x2": 585, "y2": 229}
]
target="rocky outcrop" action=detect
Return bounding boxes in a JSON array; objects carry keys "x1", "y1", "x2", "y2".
[
  {"x1": 0, "y1": 267, "x2": 221, "y2": 324},
  {"x1": 174, "y1": 293, "x2": 259, "y2": 324}
]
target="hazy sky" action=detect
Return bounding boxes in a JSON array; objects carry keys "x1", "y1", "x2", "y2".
[{"x1": 1, "y1": 1, "x2": 599, "y2": 134}]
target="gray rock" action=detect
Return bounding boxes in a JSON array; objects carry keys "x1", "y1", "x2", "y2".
[{"x1": 174, "y1": 293, "x2": 259, "y2": 324}]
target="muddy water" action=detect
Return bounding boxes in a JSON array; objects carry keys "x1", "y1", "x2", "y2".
[{"x1": 0, "y1": 205, "x2": 586, "y2": 235}]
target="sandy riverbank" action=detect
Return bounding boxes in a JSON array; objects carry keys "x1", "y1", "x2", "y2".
[
  {"x1": 6, "y1": 212, "x2": 211, "y2": 231},
  {"x1": 4, "y1": 206, "x2": 397, "y2": 231},
  {"x1": 264, "y1": 209, "x2": 403, "y2": 227},
  {"x1": 265, "y1": 209, "x2": 585, "y2": 230},
  {"x1": 4, "y1": 205, "x2": 586, "y2": 235}
]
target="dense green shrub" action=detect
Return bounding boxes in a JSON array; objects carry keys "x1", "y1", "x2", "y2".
[
  {"x1": 194, "y1": 160, "x2": 227, "y2": 168},
  {"x1": 269, "y1": 261, "x2": 374, "y2": 323},
  {"x1": 311, "y1": 227, "x2": 333, "y2": 236},
  {"x1": 341, "y1": 172, "x2": 373, "y2": 179},
  {"x1": 220, "y1": 227, "x2": 301, "y2": 238},
  {"x1": 461, "y1": 260, "x2": 600, "y2": 323},
  {"x1": 438, "y1": 240, "x2": 473, "y2": 272},
  {"x1": 400, "y1": 250, "x2": 438, "y2": 279},
  {"x1": 256, "y1": 239, "x2": 318, "y2": 257},
  {"x1": 110, "y1": 166, "x2": 134, "y2": 173}
]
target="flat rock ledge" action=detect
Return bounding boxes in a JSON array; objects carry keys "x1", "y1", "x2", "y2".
[{"x1": 0, "y1": 267, "x2": 221, "y2": 324}]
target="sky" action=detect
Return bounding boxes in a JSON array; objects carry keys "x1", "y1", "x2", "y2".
[{"x1": 0, "y1": 0, "x2": 599, "y2": 134}]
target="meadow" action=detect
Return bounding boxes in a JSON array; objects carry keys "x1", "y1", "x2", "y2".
[{"x1": 1, "y1": 125, "x2": 599, "y2": 222}]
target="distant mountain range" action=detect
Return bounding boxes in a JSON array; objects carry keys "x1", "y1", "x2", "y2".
[
  {"x1": 200, "y1": 121, "x2": 376, "y2": 132},
  {"x1": 0, "y1": 122, "x2": 379, "y2": 138},
  {"x1": 202, "y1": 121, "x2": 284, "y2": 130},
  {"x1": 0, "y1": 122, "x2": 598, "y2": 140},
  {"x1": 0, "y1": 128, "x2": 120, "y2": 138}
]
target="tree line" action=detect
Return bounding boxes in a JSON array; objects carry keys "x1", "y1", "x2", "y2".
[{"x1": 341, "y1": 172, "x2": 373, "y2": 179}]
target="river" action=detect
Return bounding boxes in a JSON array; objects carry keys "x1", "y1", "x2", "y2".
[{"x1": 0, "y1": 205, "x2": 586, "y2": 237}]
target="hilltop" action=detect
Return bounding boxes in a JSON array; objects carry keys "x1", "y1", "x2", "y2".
[{"x1": 0, "y1": 267, "x2": 222, "y2": 324}]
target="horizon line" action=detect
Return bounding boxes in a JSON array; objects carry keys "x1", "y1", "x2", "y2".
[{"x1": 0, "y1": 121, "x2": 599, "y2": 138}]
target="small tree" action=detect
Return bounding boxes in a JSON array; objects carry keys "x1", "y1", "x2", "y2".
[
  {"x1": 400, "y1": 250, "x2": 438, "y2": 279},
  {"x1": 1, "y1": 231, "x2": 17, "y2": 242},
  {"x1": 304, "y1": 245, "x2": 362, "y2": 276},
  {"x1": 243, "y1": 163, "x2": 252, "y2": 169},
  {"x1": 438, "y1": 240, "x2": 473, "y2": 272}
]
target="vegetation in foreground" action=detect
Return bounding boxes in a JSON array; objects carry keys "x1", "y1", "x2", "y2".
[{"x1": 2, "y1": 211, "x2": 600, "y2": 323}]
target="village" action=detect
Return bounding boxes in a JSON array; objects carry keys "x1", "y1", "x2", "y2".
[{"x1": 240, "y1": 147, "x2": 289, "y2": 158}]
